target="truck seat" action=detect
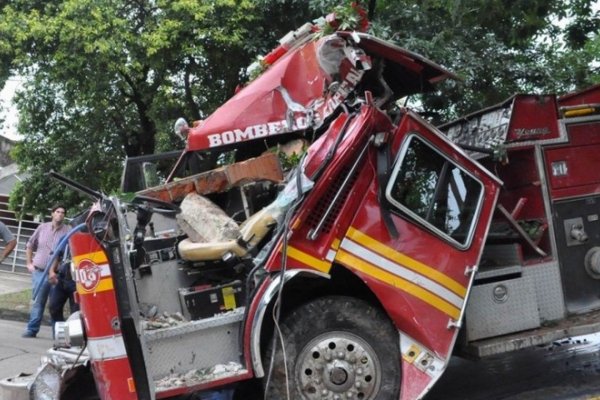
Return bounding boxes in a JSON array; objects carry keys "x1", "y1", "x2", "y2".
[{"x1": 178, "y1": 206, "x2": 278, "y2": 262}]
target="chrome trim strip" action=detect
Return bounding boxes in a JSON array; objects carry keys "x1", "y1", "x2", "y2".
[
  {"x1": 447, "y1": 265, "x2": 478, "y2": 329},
  {"x1": 559, "y1": 114, "x2": 600, "y2": 125},
  {"x1": 535, "y1": 145, "x2": 558, "y2": 261},
  {"x1": 250, "y1": 269, "x2": 330, "y2": 377}
]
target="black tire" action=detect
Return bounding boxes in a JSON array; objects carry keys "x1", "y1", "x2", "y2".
[{"x1": 264, "y1": 296, "x2": 401, "y2": 400}]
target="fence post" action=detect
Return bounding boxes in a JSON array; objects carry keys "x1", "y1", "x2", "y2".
[{"x1": 11, "y1": 198, "x2": 25, "y2": 273}]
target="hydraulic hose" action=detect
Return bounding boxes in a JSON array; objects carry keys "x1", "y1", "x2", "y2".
[{"x1": 32, "y1": 223, "x2": 86, "y2": 300}]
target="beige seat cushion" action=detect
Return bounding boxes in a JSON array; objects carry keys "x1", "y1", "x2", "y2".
[
  {"x1": 178, "y1": 238, "x2": 247, "y2": 261},
  {"x1": 178, "y1": 199, "x2": 280, "y2": 262},
  {"x1": 239, "y1": 207, "x2": 277, "y2": 247}
]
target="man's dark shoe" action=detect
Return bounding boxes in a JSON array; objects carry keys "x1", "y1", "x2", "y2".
[{"x1": 21, "y1": 331, "x2": 36, "y2": 338}]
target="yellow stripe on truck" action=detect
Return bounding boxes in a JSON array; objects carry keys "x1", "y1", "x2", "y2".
[
  {"x1": 77, "y1": 277, "x2": 114, "y2": 295},
  {"x1": 73, "y1": 250, "x2": 108, "y2": 265},
  {"x1": 286, "y1": 246, "x2": 331, "y2": 273},
  {"x1": 336, "y1": 249, "x2": 461, "y2": 319},
  {"x1": 347, "y1": 227, "x2": 466, "y2": 297}
]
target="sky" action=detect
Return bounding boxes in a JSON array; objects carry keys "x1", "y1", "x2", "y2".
[{"x1": 0, "y1": 78, "x2": 22, "y2": 141}]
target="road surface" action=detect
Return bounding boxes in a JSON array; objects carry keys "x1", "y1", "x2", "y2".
[
  {"x1": 1, "y1": 317, "x2": 600, "y2": 400},
  {"x1": 427, "y1": 333, "x2": 600, "y2": 400},
  {"x1": 0, "y1": 319, "x2": 51, "y2": 379}
]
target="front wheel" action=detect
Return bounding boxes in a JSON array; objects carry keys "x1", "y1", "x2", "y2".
[{"x1": 264, "y1": 296, "x2": 401, "y2": 400}]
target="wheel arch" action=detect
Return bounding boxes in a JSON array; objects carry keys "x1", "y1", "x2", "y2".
[{"x1": 250, "y1": 263, "x2": 393, "y2": 378}]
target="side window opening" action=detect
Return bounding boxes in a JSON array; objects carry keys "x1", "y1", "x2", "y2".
[
  {"x1": 386, "y1": 135, "x2": 483, "y2": 248},
  {"x1": 121, "y1": 150, "x2": 217, "y2": 193}
]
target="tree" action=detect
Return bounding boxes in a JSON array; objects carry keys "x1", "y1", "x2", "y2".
[
  {"x1": 365, "y1": 0, "x2": 600, "y2": 122},
  {"x1": 1, "y1": 0, "x2": 598, "y2": 214},
  {"x1": 0, "y1": 0, "x2": 260, "y2": 215}
]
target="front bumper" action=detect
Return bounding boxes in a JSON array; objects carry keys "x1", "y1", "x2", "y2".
[
  {"x1": 0, "y1": 372, "x2": 31, "y2": 400},
  {"x1": 0, "y1": 347, "x2": 90, "y2": 400}
]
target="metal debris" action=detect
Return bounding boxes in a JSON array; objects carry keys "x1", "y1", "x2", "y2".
[
  {"x1": 155, "y1": 361, "x2": 244, "y2": 390},
  {"x1": 142, "y1": 311, "x2": 187, "y2": 331}
]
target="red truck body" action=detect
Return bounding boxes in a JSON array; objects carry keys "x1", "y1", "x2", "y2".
[{"x1": 11, "y1": 17, "x2": 600, "y2": 400}]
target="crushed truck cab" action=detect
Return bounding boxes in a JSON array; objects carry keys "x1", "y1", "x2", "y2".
[{"x1": 9, "y1": 13, "x2": 600, "y2": 400}]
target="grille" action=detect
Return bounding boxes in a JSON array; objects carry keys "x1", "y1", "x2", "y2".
[{"x1": 306, "y1": 166, "x2": 358, "y2": 235}]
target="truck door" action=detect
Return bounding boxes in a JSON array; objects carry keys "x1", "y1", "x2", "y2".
[{"x1": 337, "y1": 111, "x2": 501, "y2": 400}]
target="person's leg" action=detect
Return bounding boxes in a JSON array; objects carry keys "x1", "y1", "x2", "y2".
[
  {"x1": 23, "y1": 270, "x2": 51, "y2": 337},
  {"x1": 49, "y1": 280, "x2": 69, "y2": 337},
  {"x1": 49, "y1": 280, "x2": 68, "y2": 321},
  {"x1": 65, "y1": 279, "x2": 80, "y2": 313}
]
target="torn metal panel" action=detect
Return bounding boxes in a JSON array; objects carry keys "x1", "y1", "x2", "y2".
[{"x1": 137, "y1": 152, "x2": 283, "y2": 203}]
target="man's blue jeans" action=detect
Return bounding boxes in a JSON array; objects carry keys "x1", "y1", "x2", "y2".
[{"x1": 25, "y1": 269, "x2": 51, "y2": 335}]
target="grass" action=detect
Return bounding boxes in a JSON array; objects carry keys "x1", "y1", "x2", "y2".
[
  {"x1": 0, "y1": 289, "x2": 50, "y2": 323},
  {"x1": 0, "y1": 289, "x2": 31, "y2": 310}
]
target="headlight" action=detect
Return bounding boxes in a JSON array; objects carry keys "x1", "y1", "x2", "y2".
[{"x1": 54, "y1": 311, "x2": 85, "y2": 348}]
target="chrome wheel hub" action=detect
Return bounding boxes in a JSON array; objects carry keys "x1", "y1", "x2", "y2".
[{"x1": 296, "y1": 332, "x2": 381, "y2": 399}]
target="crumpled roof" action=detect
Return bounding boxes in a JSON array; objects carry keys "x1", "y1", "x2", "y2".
[{"x1": 187, "y1": 32, "x2": 457, "y2": 153}]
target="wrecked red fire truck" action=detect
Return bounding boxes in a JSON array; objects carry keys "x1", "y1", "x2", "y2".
[{"x1": 6, "y1": 13, "x2": 600, "y2": 400}]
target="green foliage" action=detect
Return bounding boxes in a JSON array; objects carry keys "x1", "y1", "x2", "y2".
[
  {"x1": 1, "y1": 0, "x2": 260, "y2": 215},
  {"x1": 316, "y1": 2, "x2": 369, "y2": 34},
  {"x1": 279, "y1": 150, "x2": 304, "y2": 170},
  {"x1": 270, "y1": 146, "x2": 306, "y2": 170},
  {"x1": 518, "y1": 219, "x2": 546, "y2": 240},
  {"x1": 369, "y1": 0, "x2": 600, "y2": 122},
  {"x1": 247, "y1": 57, "x2": 268, "y2": 82},
  {"x1": 583, "y1": 33, "x2": 600, "y2": 83},
  {"x1": 1, "y1": 0, "x2": 599, "y2": 215}
]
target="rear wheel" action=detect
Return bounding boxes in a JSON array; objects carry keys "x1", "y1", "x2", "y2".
[{"x1": 264, "y1": 296, "x2": 401, "y2": 399}]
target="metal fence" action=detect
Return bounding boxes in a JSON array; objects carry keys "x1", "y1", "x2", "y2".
[{"x1": 0, "y1": 195, "x2": 42, "y2": 274}]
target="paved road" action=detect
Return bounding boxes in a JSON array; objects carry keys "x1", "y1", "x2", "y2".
[
  {"x1": 0, "y1": 319, "x2": 51, "y2": 379},
  {"x1": 1, "y1": 315, "x2": 600, "y2": 400},
  {"x1": 427, "y1": 333, "x2": 600, "y2": 400}
]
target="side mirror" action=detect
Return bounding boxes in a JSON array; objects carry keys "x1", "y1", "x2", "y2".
[
  {"x1": 173, "y1": 118, "x2": 190, "y2": 140},
  {"x1": 142, "y1": 162, "x2": 160, "y2": 188}
]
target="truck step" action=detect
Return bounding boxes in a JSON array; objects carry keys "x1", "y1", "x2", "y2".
[
  {"x1": 143, "y1": 308, "x2": 246, "y2": 381},
  {"x1": 461, "y1": 307, "x2": 600, "y2": 358},
  {"x1": 154, "y1": 361, "x2": 249, "y2": 396}
]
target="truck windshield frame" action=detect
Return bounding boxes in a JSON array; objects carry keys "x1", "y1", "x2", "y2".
[{"x1": 386, "y1": 133, "x2": 484, "y2": 249}]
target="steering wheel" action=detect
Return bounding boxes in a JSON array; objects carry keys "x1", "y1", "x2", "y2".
[{"x1": 131, "y1": 195, "x2": 180, "y2": 216}]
